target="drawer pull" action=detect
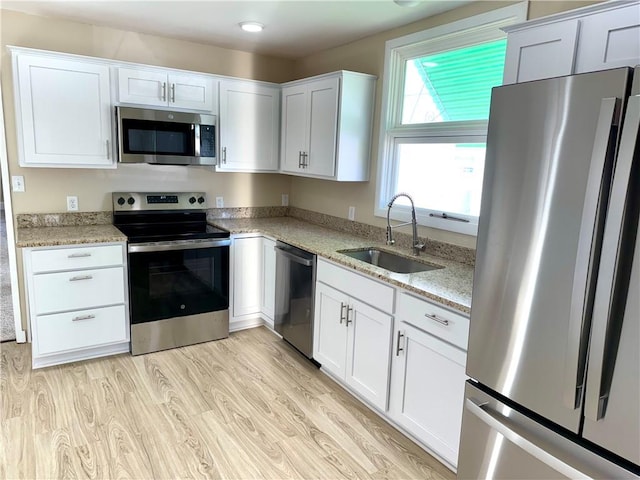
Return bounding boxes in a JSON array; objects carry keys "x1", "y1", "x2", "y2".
[
  {"x1": 396, "y1": 331, "x2": 405, "y2": 356},
  {"x1": 425, "y1": 313, "x2": 450, "y2": 326},
  {"x1": 69, "y1": 275, "x2": 93, "y2": 282},
  {"x1": 72, "y1": 314, "x2": 96, "y2": 322},
  {"x1": 68, "y1": 252, "x2": 92, "y2": 258}
]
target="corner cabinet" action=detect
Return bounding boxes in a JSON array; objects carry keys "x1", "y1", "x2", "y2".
[
  {"x1": 23, "y1": 243, "x2": 130, "y2": 368},
  {"x1": 280, "y1": 71, "x2": 376, "y2": 181},
  {"x1": 117, "y1": 67, "x2": 217, "y2": 112},
  {"x1": 11, "y1": 50, "x2": 115, "y2": 168},
  {"x1": 218, "y1": 80, "x2": 280, "y2": 172},
  {"x1": 503, "y1": 1, "x2": 640, "y2": 84}
]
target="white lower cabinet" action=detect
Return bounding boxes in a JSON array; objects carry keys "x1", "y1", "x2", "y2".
[
  {"x1": 389, "y1": 321, "x2": 467, "y2": 467},
  {"x1": 260, "y1": 237, "x2": 276, "y2": 327},
  {"x1": 230, "y1": 234, "x2": 276, "y2": 331},
  {"x1": 314, "y1": 262, "x2": 393, "y2": 412},
  {"x1": 23, "y1": 243, "x2": 130, "y2": 368},
  {"x1": 313, "y1": 258, "x2": 469, "y2": 470}
]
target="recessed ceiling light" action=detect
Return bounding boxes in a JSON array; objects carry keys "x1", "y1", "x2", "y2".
[{"x1": 239, "y1": 22, "x2": 264, "y2": 33}]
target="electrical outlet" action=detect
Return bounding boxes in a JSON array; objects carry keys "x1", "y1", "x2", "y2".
[
  {"x1": 66, "y1": 196, "x2": 78, "y2": 211},
  {"x1": 11, "y1": 176, "x2": 25, "y2": 192},
  {"x1": 281, "y1": 194, "x2": 289, "y2": 207},
  {"x1": 348, "y1": 206, "x2": 356, "y2": 221},
  {"x1": 215, "y1": 196, "x2": 224, "y2": 208}
]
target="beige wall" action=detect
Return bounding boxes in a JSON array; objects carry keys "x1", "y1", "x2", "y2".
[
  {"x1": 1, "y1": 9, "x2": 295, "y2": 214},
  {"x1": 289, "y1": 0, "x2": 600, "y2": 248}
]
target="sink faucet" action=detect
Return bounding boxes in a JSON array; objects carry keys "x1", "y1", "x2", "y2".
[{"x1": 386, "y1": 193, "x2": 425, "y2": 256}]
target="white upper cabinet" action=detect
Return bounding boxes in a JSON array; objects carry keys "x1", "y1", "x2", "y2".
[
  {"x1": 503, "y1": 19, "x2": 579, "y2": 84},
  {"x1": 280, "y1": 71, "x2": 376, "y2": 182},
  {"x1": 117, "y1": 67, "x2": 216, "y2": 112},
  {"x1": 575, "y1": 2, "x2": 640, "y2": 73},
  {"x1": 503, "y1": 1, "x2": 640, "y2": 84},
  {"x1": 218, "y1": 80, "x2": 280, "y2": 172},
  {"x1": 12, "y1": 51, "x2": 115, "y2": 168}
]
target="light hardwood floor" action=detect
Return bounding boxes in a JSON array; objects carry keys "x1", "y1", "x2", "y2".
[{"x1": 1, "y1": 326, "x2": 455, "y2": 479}]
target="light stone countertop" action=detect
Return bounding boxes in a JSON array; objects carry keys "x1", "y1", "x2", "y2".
[
  {"x1": 209, "y1": 217, "x2": 473, "y2": 315},
  {"x1": 16, "y1": 225, "x2": 127, "y2": 248}
]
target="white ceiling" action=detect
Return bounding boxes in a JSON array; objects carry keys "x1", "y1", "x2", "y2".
[{"x1": 1, "y1": 0, "x2": 473, "y2": 58}]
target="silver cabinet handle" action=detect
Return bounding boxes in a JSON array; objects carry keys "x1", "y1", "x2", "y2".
[
  {"x1": 161, "y1": 82, "x2": 167, "y2": 101},
  {"x1": 425, "y1": 313, "x2": 449, "y2": 326},
  {"x1": 345, "y1": 306, "x2": 353, "y2": 326},
  {"x1": 106, "y1": 139, "x2": 110, "y2": 159},
  {"x1": 584, "y1": 94, "x2": 640, "y2": 422},
  {"x1": 466, "y1": 398, "x2": 589, "y2": 478},
  {"x1": 222, "y1": 147, "x2": 227, "y2": 164},
  {"x1": 72, "y1": 314, "x2": 96, "y2": 322},
  {"x1": 69, "y1": 275, "x2": 93, "y2": 281},
  {"x1": 68, "y1": 252, "x2": 91, "y2": 258},
  {"x1": 302, "y1": 152, "x2": 308, "y2": 168},
  {"x1": 339, "y1": 302, "x2": 346, "y2": 324},
  {"x1": 298, "y1": 151, "x2": 303, "y2": 168},
  {"x1": 171, "y1": 83, "x2": 176, "y2": 103},
  {"x1": 564, "y1": 97, "x2": 620, "y2": 411},
  {"x1": 396, "y1": 331, "x2": 404, "y2": 356}
]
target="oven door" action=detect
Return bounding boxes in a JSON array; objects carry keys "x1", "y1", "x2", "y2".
[{"x1": 128, "y1": 239, "x2": 230, "y2": 325}]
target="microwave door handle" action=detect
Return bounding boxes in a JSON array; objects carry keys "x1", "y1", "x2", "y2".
[{"x1": 194, "y1": 124, "x2": 201, "y2": 157}]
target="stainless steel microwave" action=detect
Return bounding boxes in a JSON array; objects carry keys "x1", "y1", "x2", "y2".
[{"x1": 116, "y1": 107, "x2": 216, "y2": 166}]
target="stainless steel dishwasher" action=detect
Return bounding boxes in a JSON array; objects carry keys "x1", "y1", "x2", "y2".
[{"x1": 274, "y1": 241, "x2": 316, "y2": 359}]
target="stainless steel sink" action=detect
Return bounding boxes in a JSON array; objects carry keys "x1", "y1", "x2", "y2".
[{"x1": 338, "y1": 248, "x2": 443, "y2": 274}]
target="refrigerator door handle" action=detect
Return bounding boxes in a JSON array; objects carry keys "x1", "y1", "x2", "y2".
[
  {"x1": 585, "y1": 94, "x2": 640, "y2": 422},
  {"x1": 466, "y1": 398, "x2": 590, "y2": 479},
  {"x1": 563, "y1": 97, "x2": 621, "y2": 411}
]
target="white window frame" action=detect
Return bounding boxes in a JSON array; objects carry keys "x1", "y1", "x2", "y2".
[{"x1": 375, "y1": 2, "x2": 527, "y2": 236}]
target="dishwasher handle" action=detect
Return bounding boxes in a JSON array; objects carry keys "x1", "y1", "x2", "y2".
[{"x1": 275, "y1": 245, "x2": 314, "y2": 266}]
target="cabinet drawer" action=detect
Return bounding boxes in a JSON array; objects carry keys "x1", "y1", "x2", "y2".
[
  {"x1": 317, "y1": 259, "x2": 394, "y2": 313},
  {"x1": 32, "y1": 267, "x2": 125, "y2": 314},
  {"x1": 35, "y1": 305, "x2": 128, "y2": 355},
  {"x1": 397, "y1": 292, "x2": 469, "y2": 351},
  {"x1": 31, "y1": 244, "x2": 123, "y2": 273}
]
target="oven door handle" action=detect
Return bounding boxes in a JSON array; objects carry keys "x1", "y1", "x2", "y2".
[{"x1": 128, "y1": 239, "x2": 231, "y2": 253}]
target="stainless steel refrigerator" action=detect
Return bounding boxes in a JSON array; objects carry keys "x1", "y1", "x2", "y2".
[{"x1": 458, "y1": 67, "x2": 640, "y2": 478}]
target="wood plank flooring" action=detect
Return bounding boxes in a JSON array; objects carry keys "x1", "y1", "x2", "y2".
[{"x1": 1, "y1": 327, "x2": 455, "y2": 479}]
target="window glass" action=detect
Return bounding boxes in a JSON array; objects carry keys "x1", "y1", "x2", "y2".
[
  {"x1": 402, "y1": 39, "x2": 507, "y2": 124},
  {"x1": 394, "y1": 141, "x2": 485, "y2": 217}
]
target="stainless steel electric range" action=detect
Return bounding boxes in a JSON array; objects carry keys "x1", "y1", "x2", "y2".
[{"x1": 113, "y1": 192, "x2": 230, "y2": 355}]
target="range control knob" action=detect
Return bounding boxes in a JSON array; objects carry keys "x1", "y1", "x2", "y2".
[
  {"x1": 127, "y1": 197, "x2": 135, "y2": 205},
  {"x1": 189, "y1": 196, "x2": 197, "y2": 204},
  {"x1": 117, "y1": 197, "x2": 125, "y2": 206},
  {"x1": 197, "y1": 196, "x2": 205, "y2": 204}
]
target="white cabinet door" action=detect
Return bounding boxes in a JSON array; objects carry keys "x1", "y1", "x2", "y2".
[
  {"x1": 345, "y1": 298, "x2": 393, "y2": 411},
  {"x1": 503, "y1": 20, "x2": 579, "y2": 84},
  {"x1": 313, "y1": 282, "x2": 348, "y2": 379},
  {"x1": 15, "y1": 54, "x2": 113, "y2": 167},
  {"x1": 118, "y1": 68, "x2": 215, "y2": 112},
  {"x1": 219, "y1": 80, "x2": 280, "y2": 171},
  {"x1": 306, "y1": 77, "x2": 339, "y2": 177},
  {"x1": 118, "y1": 67, "x2": 168, "y2": 107},
  {"x1": 232, "y1": 237, "x2": 263, "y2": 318},
  {"x1": 575, "y1": 3, "x2": 640, "y2": 73},
  {"x1": 169, "y1": 73, "x2": 215, "y2": 112},
  {"x1": 281, "y1": 84, "x2": 307, "y2": 174},
  {"x1": 389, "y1": 322, "x2": 467, "y2": 467},
  {"x1": 261, "y1": 237, "x2": 276, "y2": 325}
]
